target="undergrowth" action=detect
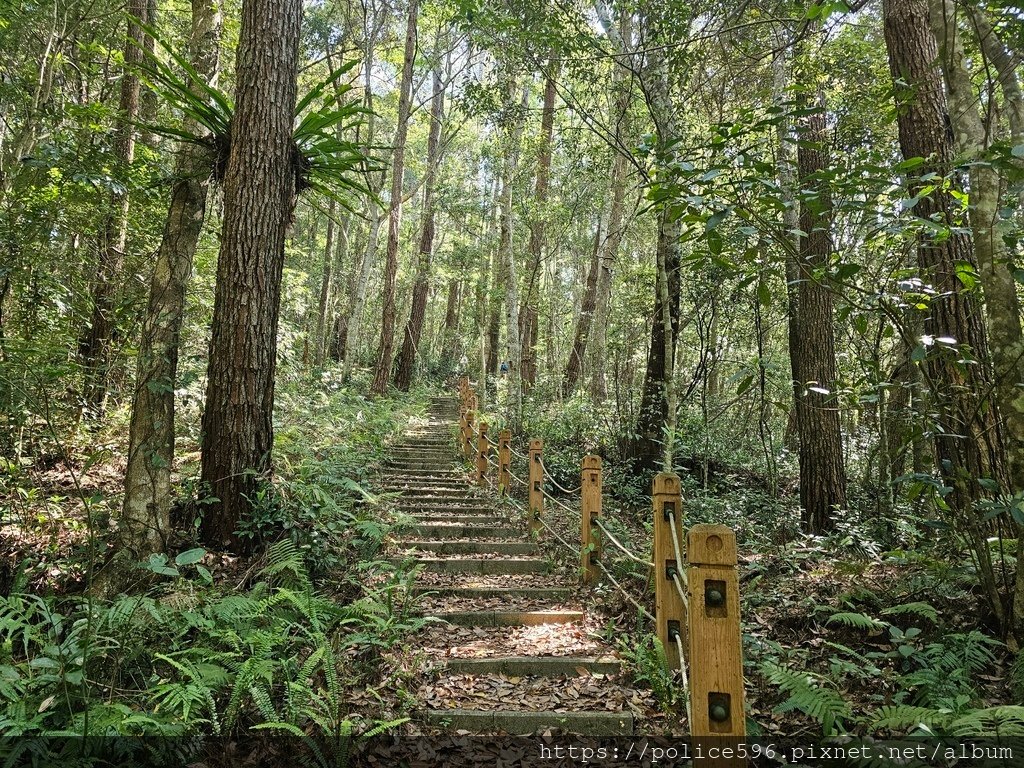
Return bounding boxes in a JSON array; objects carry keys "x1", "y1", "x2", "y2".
[{"x1": 0, "y1": 370, "x2": 434, "y2": 766}]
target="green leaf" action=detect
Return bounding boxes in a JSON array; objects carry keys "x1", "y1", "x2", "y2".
[{"x1": 175, "y1": 548, "x2": 206, "y2": 566}]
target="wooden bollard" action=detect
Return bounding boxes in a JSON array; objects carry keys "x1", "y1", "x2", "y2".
[
  {"x1": 688, "y1": 524, "x2": 745, "y2": 745},
  {"x1": 528, "y1": 438, "x2": 544, "y2": 535},
  {"x1": 652, "y1": 472, "x2": 686, "y2": 670},
  {"x1": 476, "y1": 421, "x2": 489, "y2": 486},
  {"x1": 498, "y1": 429, "x2": 511, "y2": 496},
  {"x1": 581, "y1": 455, "x2": 602, "y2": 585}
]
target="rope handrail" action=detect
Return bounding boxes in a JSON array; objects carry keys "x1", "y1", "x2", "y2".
[
  {"x1": 508, "y1": 466, "x2": 528, "y2": 487},
  {"x1": 592, "y1": 517, "x2": 654, "y2": 567},
  {"x1": 538, "y1": 457, "x2": 582, "y2": 495},
  {"x1": 504, "y1": 493, "x2": 579, "y2": 555},
  {"x1": 666, "y1": 510, "x2": 689, "y2": 585},
  {"x1": 593, "y1": 559, "x2": 655, "y2": 622},
  {"x1": 509, "y1": 444, "x2": 530, "y2": 461},
  {"x1": 540, "y1": 487, "x2": 579, "y2": 517}
]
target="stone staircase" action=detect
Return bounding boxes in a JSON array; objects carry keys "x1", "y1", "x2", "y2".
[{"x1": 383, "y1": 395, "x2": 642, "y2": 736}]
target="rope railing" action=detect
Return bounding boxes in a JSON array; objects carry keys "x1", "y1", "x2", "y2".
[
  {"x1": 593, "y1": 558, "x2": 656, "y2": 622},
  {"x1": 540, "y1": 487, "x2": 579, "y2": 517},
  {"x1": 538, "y1": 457, "x2": 582, "y2": 495},
  {"x1": 592, "y1": 517, "x2": 655, "y2": 567},
  {"x1": 454, "y1": 375, "x2": 746, "y2": 742}
]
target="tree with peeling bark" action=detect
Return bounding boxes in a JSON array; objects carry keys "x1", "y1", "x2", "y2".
[
  {"x1": 370, "y1": 0, "x2": 418, "y2": 396},
  {"x1": 120, "y1": 0, "x2": 222, "y2": 561},
  {"x1": 395, "y1": 39, "x2": 448, "y2": 391}
]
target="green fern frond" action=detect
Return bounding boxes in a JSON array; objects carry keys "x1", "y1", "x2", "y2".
[
  {"x1": 880, "y1": 602, "x2": 939, "y2": 624},
  {"x1": 949, "y1": 706, "x2": 1024, "y2": 737},
  {"x1": 825, "y1": 612, "x2": 887, "y2": 631}
]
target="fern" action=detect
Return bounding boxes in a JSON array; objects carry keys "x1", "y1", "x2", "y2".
[
  {"x1": 880, "y1": 601, "x2": 939, "y2": 624},
  {"x1": 870, "y1": 704, "x2": 954, "y2": 733},
  {"x1": 949, "y1": 706, "x2": 1024, "y2": 737},
  {"x1": 762, "y1": 660, "x2": 854, "y2": 735},
  {"x1": 825, "y1": 611, "x2": 887, "y2": 631}
]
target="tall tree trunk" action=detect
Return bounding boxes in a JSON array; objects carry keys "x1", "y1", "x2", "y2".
[
  {"x1": 120, "y1": 0, "x2": 221, "y2": 559},
  {"x1": 314, "y1": 200, "x2": 337, "y2": 367},
  {"x1": 79, "y1": 0, "x2": 147, "y2": 415},
  {"x1": 589, "y1": 7, "x2": 633, "y2": 402},
  {"x1": 632, "y1": 38, "x2": 681, "y2": 470},
  {"x1": 394, "y1": 48, "x2": 445, "y2": 391},
  {"x1": 931, "y1": 0, "x2": 1024, "y2": 643},
  {"x1": 370, "y1": 0, "x2": 418, "y2": 395},
  {"x1": 338, "y1": 36, "x2": 381, "y2": 374},
  {"x1": 562, "y1": 221, "x2": 603, "y2": 397},
  {"x1": 440, "y1": 277, "x2": 460, "y2": 360},
  {"x1": 883, "y1": 0, "x2": 1011, "y2": 635},
  {"x1": 198, "y1": 0, "x2": 301, "y2": 550},
  {"x1": 790, "y1": 90, "x2": 848, "y2": 534},
  {"x1": 522, "y1": 63, "x2": 558, "y2": 389},
  {"x1": 499, "y1": 83, "x2": 527, "y2": 423}
]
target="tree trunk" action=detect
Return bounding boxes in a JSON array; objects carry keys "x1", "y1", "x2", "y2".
[
  {"x1": 589, "y1": 7, "x2": 633, "y2": 402},
  {"x1": 79, "y1": 0, "x2": 147, "y2": 415},
  {"x1": 369, "y1": 0, "x2": 418, "y2": 395},
  {"x1": 930, "y1": 0, "x2": 1024, "y2": 643},
  {"x1": 394, "y1": 49, "x2": 445, "y2": 391},
  {"x1": 440, "y1": 277, "x2": 460, "y2": 360},
  {"x1": 522, "y1": 64, "x2": 557, "y2": 389},
  {"x1": 883, "y1": 0, "x2": 1010, "y2": 633},
  {"x1": 121, "y1": 0, "x2": 221, "y2": 558},
  {"x1": 632, "y1": 38, "x2": 681, "y2": 470},
  {"x1": 314, "y1": 200, "x2": 337, "y2": 366},
  {"x1": 198, "y1": 0, "x2": 301, "y2": 551},
  {"x1": 790, "y1": 90, "x2": 848, "y2": 534},
  {"x1": 562, "y1": 221, "x2": 603, "y2": 397}
]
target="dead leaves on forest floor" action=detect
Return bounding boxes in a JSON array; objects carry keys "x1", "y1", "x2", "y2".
[
  {"x1": 415, "y1": 618, "x2": 613, "y2": 659},
  {"x1": 419, "y1": 672, "x2": 657, "y2": 717}
]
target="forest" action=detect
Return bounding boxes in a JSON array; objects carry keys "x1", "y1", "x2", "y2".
[{"x1": 1, "y1": 0, "x2": 1024, "y2": 764}]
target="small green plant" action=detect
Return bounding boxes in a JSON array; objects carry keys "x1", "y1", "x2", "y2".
[{"x1": 619, "y1": 634, "x2": 682, "y2": 711}]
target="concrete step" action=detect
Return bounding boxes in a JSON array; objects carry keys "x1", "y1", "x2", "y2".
[
  {"x1": 421, "y1": 709, "x2": 632, "y2": 736},
  {"x1": 392, "y1": 557, "x2": 550, "y2": 575},
  {"x1": 384, "y1": 484, "x2": 471, "y2": 493},
  {"x1": 397, "y1": 540, "x2": 538, "y2": 556},
  {"x1": 408, "y1": 524, "x2": 522, "y2": 538},
  {"x1": 412, "y1": 585, "x2": 571, "y2": 599},
  {"x1": 430, "y1": 610, "x2": 584, "y2": 627},
  {"x1": 404, "y1": 514, "x2": 506, "y2": 525},
  {"x1": 442, "y1": 656, "x2": 621, "y2": 676}
]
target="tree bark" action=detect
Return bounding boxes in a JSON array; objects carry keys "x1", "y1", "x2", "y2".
[
  {"x1": 198, "y1": 0, "x2": 301, "y2": 550},
  {"x1": 790, "y1": 90, "x2": 848, "y2": 534},
  {"x1": 883, "y1": 0, "x2": 1011, "y2": 633},
  {"x1": 369, "y1": 0, "x2": 418, "y2": 395},
  {"x1": 930, "y1": 0, "x2": 1024, "y2": 643},
  {"x1": 562, "y1": 221, "x2": 603, "y2": 398},
  {"x1": 522, "y1": 64, "x2": 558, "y2": 389},
  {"x1": 121, "y1": 0, "x2": 221, "y2": 558},
  {"x1": 394, "y1": 47, "x2": 445, "y2": 391},
  {"x1": 632, "y1": 36, "x2": 681, "y2": 470},
  {"x1": 79, "y1": 0, "x2": 147, "y2": 415}
]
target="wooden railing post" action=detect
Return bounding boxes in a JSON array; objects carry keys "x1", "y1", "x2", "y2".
[
  {"x1": 688, "y1": 524, "x2": 745, "y2": 742},
  {"x1": 475, "y1": 421, "x2": 489, "y2": 486},
  {"x1": 652, "y1": 472, "x2": 686, "y2": 670},
  {"x1": 527, "y1": 439, "x2": 544, "y2": 535},
  {"x1": 581, "y1": 455, "x2": 602, "y2": 585},
  {"x1": 497, "y1": 429, "x2": 511, "y2": 496},
  {"x1": 462, "y1": 409, "x2": 475, "y2": 461}
]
